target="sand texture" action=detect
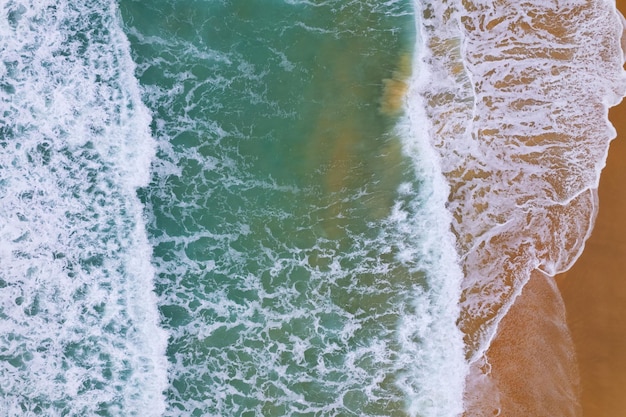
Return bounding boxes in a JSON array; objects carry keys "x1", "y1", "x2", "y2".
[
  {"x1": 555, "y1": 3, "x2": 626, "y2": 414},
  {"x1": 466, "y1": 77, "x2": 626, "y2": 417}
]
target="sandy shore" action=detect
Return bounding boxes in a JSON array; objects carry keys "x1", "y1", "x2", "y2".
[
  {"x1": 555, "y1": 2, "x2": 626, "y2": 415},
  {"x1": 556, "y1": 86, "x2": 626, "y2": 415},
  {"x1": 463, "y1": 3, "x2": 626, "y2": 415},
  {"x1": 466, "y1": 83, "x2": 626, "y2": 416},
  {"x1": 465, "y1": 268, "x2": 582, "y2": 416}
]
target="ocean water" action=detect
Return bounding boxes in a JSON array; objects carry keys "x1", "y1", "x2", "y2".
[
  {"x1": 1, "y1": 0, "x2": 625, "y2": 416},
  {"x1": 0, "y1": 1, "x2": 167, "y2": 415}
]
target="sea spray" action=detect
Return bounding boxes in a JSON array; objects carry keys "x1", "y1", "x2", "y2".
[{"x1": 0, "y1": 0, "x2": 168, "y2": 414}]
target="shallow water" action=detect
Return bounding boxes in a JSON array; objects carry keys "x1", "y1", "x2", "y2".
[{"x1": 416, "y1": 0, "x2": 626, "y2": 359}]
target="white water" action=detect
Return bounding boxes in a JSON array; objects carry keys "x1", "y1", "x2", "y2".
[
  {"x1": 378, "y1": 3, "x2": 471, "y2": 415},
  {"x1": 0, "y1": 1, "x2": 168, "y2": 415}
]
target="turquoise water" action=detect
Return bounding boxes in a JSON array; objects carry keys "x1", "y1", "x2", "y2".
[
  {"x1": 0, "y1": 0, "x2": 468, "y2": 416},
  {"x1": 123, "y1": 0, "x2": 458, "y2": 415}
]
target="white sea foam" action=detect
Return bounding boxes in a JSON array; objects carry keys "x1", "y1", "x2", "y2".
[
  {"x1": 415, "y1": 0, "x2": 626, "y2": 360},
  {"x1": 385, "y1": 6, "x2": 469, "y2": 414},
  {"x1": 0, "y1": 0, "x2": 168, "y2": 414}
]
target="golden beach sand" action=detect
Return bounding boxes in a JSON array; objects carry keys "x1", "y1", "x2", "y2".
[
  {"x1": 466, "y1": 96, "x2": 626, "y2": 416},
  {"x1": 556, "y1": 81, "x2": 626, "y2": 416},
  {"x1": 465, "y1": 270, "x2": 582, "y2": 417},
  {"x1": 554, "y1": 2, "x2": 626, "y2": 415}
]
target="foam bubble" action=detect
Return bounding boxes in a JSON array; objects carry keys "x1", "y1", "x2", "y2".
[{"x1": 388, "y1": 12, "x2": 470, "y2": 410}]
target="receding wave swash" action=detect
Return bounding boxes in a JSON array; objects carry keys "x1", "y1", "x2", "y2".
[
  {"x1": 0, "y1": 1, "x2": 168, "y2": 415},
  {"x1": 121, "y1": 0, "x2": 467, "y2": 415},
  {"x1": 415, "y1": 0, "x2": 626, "y2": 362}
]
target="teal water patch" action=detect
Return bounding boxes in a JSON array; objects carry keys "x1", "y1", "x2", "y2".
[{"x1": 122, "y1": 0, "x2": 465, "y2": 415}]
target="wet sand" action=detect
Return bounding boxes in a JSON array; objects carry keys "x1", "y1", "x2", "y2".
[
  {"x1": 556, "y1": 85, "x2": 626, "y2": 416},
  {"x1": 464, "y1": 3, "x2": 626, "y2": 415},
  {"x1": 465, "y1": 269, "x2": 582, "y2": 416},
  {"x1": 466, "y1": 90, "x2": 626, "y2": 417},
  {"x1": 555, "y1": 1, "x2": 626, "y2": 415}
]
